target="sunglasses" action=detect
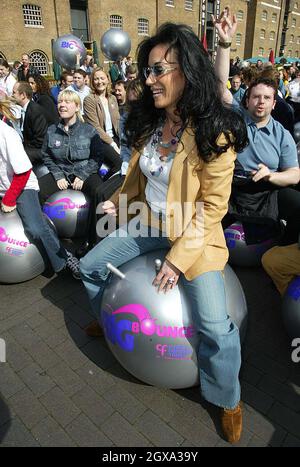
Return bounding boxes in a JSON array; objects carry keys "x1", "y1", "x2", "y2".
[{"x1": 143, "y1": 63, "x2": 178, "y2": 80}]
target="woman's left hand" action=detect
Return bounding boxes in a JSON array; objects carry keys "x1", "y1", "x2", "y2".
[
  {"x1": 212, "y1": 7, "x2": 237, "y2": 42},
  {"x1": 72, "y1": 177, "x2": 84, "y2": 191},
  {"x1": 152, "y1": 259, "x2": 180, "y2": 294},
  {"x1": 1, "y1": 203, "x2": 16, "y2": 213}
]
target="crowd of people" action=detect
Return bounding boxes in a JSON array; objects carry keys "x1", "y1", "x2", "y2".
[{"x1": 1, "y1": 8, "x2": 300, "y2": 445}]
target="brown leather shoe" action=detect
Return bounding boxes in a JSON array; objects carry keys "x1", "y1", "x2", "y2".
[
  {"x1": 220, "y1": 402, "x2": 242, "y2": 444},
  {"x1": 85, "y1": 320, "x2": 103, "y2": 337}
]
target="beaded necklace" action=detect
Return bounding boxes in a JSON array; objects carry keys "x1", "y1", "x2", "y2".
[{"x1": 143, "y1": 120, "x2": 183, "y2": 177}]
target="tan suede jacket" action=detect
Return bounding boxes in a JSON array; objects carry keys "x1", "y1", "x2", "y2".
[
  {"x1": 83, "y1": 93, "x2": 120, "y2": 145},
  {"x1": 110, "y1": 128, "x2": 236, "y2": 280}
]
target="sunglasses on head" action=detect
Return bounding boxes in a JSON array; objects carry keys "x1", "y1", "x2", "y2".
[{"x1": 143, "y1": 63, "x2": 178, "y2": 80}]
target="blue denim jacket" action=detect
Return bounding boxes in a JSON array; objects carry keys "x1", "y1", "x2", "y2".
[{"x1": 41, "y1": 119, "x2": 104, "y2": 181}]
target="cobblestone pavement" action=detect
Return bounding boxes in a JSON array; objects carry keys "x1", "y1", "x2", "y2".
[{"x1": 0, "y1": 260, "x2": 300, "y2": 447}]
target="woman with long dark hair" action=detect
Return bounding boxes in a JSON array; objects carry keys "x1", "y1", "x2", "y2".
[
  {"x1": 80, "y1": 22, "x2": 248, "y2": 443},
  {"x1": 28, "y1": 73, "x2": 59, "y2": 125}
]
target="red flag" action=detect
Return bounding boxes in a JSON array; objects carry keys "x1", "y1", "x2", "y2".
[
  {"x1": 202, "y1": 33, "x2": 208, "y2": 51},
  {"x1": 269, "y1": 49, "x2": 275, "y2": 65}
]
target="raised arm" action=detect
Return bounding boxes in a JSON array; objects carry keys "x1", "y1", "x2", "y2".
[{"x1": 212, "y1": 7, "x2": 237, "y2": 105}]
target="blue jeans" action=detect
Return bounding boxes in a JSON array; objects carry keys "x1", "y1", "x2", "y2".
[
  {"x1": 80, "y1": 220, "x2": 241, "y2": 409},
  {"x1": 17, "y1": 189, "x2": 67, "y2": 272}
]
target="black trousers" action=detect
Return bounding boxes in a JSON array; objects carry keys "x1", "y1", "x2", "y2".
[{"x1": 223, "y1": 187, "x2": 300, "y2": 246}]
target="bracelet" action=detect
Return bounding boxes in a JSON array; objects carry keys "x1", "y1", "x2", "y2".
[{"x1": 218, "y1": 40, "x2": 232, "y2": 49}]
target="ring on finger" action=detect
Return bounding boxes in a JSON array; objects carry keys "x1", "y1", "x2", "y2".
[{"x1": 167, "y1": 277, "x2": 176, "y2": 284}]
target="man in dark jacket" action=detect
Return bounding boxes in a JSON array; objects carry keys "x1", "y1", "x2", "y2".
[
  {"x1": 12, "y1": 81, "x2": 47, "y2": 165},
  {"x1": 17, "y1": 54, "x2": 39, "y2": 82}
]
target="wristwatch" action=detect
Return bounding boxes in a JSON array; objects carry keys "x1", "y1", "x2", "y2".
[{"x1": 218, "y1": 40, "x2": 232, "y2": 49}]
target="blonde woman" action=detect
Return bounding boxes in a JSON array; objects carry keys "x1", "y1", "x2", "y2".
[
  {"x1": 0, "y1": 96, "x2": 23, "y2": 138},
  {"x1": 83, "y1": 68, "x2": 121, "y2": 158},
  {"x1": 39, "y1": 90, "x2": 120, "y2": 248}
]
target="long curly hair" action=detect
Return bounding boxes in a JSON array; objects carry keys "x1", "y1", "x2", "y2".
[
  {"x1": 28, "y1": 73, "x2": 51, "y2": 96},
  {"x1": 125, "y1": 22, "x2": 248, "y2": 162}
]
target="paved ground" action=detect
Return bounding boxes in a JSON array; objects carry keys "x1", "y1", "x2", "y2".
[{"x1": 0, "y1": 255, "x2": 300, "y2": 447}]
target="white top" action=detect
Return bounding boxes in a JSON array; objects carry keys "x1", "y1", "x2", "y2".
[
  {"x1": 288, "y1": 78, "x2": 300, "y2": 103},
  {"x1": 0, "y1": 73, "x2": 16, "y2": 97},
  {"x1": 65, "y1": 84, "x2": 90, "y2": 114},
  {"x1": 0, "y1": 120, "x2": 39, "y2": 197},
  {"x1": 139, "y1": 136, "x2": 174, "y2": 220},
  {"x1": 101, "y1": 97, "x2": 114, "y2": 138}
]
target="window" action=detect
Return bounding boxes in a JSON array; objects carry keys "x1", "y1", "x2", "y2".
[
  {"x1": 292, "y1": 18, "x2": 297, "y2": 27},
  {"x1": 236, "y1": 33, "x2": 242, "y2": 46},
  {"x1": 288, "y1": 50, "x2": 292, "y2": 57},
  {"x1": 260, "y1": 29, "x2": 266, "y2": 39},
  {"x1": 270, "y1": 31, "x2": 275, "y2": 41},
  {"x1": 258, "y1": 47, "x2": 264, "y2": 56},
  {"x1": 295, "y1": 2, "x2": 298, "y2": 9},
  {"x1": 297, "y1": 36, "x2": 300, "y2": 44},
  {"x1": 185, "y1": 0, "x2": 193, "y2": 10},
  {"x1": 272, "y1": 13, "x2": 277, "y2": 23},
  {"x1": 290, "y1": 34, "x2": 295, "y2": 42},
  {"x1": 110, "y1": 15, "x2": 123, "y2": 29},
  {"x1": 166, "y1": 0, "x2": 174, "y2": 6},
  {"x1": 29, "y1": 50, "x2": 49, "y2": 75},
  {"x1": 23, "y1": 4, "x2": 43, "y2": 27},
  {"x1": 262, "y1": 10, "x2": 267, "y2": 21},
  {"x1": 296, "y1": 50, "x2": 299, "y2": 57},
  {"x1": 138, "y1": 18, "x2": 149, "y2": 35},
  {"x1": 237, "y1": 10, "x2": 244, "y2": 21}
]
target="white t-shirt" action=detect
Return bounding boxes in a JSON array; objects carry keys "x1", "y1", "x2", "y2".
[
  {"x1": 288, "y1": 79, "x2": 300, "y2": 103},
  {"x1": 139, "y1": 137, "x2": 174, "y2": 220},
  {"x1": 0, "y1": 73, "x2": 16, "y2": 97},
  {"x1": 0, "y1": 120, "x2": 39, "y2": 197},
  {"x1": 100, "y1": 97, "x2": 114, "y2": 138}
]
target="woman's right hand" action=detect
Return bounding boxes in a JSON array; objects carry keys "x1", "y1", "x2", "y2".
[
  {"x1": 212, "y1": 7, "x2": 237, "y2": 42},
  {"x1": 57, "y1": 178, "x2": 69, "y2": 190},
  {"x1": 1, "y1": 203, "x2": 16, "y2": 213},
  {"x1": 101, "y1": 200, "x2": 117, "y2": 216}
]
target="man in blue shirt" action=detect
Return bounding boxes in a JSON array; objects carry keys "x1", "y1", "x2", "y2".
[
  {"x1": 230, "y1": 75, "x2": 245, "y2": 104},
  {"x1": 214, "y1": 8, "x2": 300, "y2": 245}
]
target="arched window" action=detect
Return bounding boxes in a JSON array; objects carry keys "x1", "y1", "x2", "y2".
[
  {"x1": 236, "y1": 33, "x2": 242, "y2": 46},
  {"x1": 272, "y1": 13, "x2": 277, "y2": 23},
  {"x1": 296, "y1": 51, "x2": 299, "y2": 57},
  {"x1": 138, "y1": 18, "x2": 149, "y2": 35},
  {"x1": 292, "y1": 18, "x2": 297, "y2": 27},
  {"x1": 297, "y1": 36, "x2": 300, "y2": 44},
  {"x1": 185, "y1": 0, "x2": 193, "y2": 10},
  {"x1": 258, "y1": 47, "x2": 264, "y2": 57},
  {"x1": 295, "y1": 2, "x2": 298, "y2": 9},
  {"x1": 29, "y1": 50, "x2": 49, "y2": 75},
  {"x1": 270, "y1": 31, "x2": 275, "y2": 41},
  {"x1": 22, "y1": 4, "x2": 43, "y2": 27},
  {"x1": 262, "y1": 10, "x2": 268, "y2": 21},
  {"x1": 288, "y1": 50, "x2": 292, "y2": 57},
  {"x1": 237, "y1": 11, "x2": 244, "y2": 21},
  {"x1": 290, "y1": 34, "x2": 295, "y2": 43},
  {"x1": 110, "y1": 15, "x2": 123, "y2": 29},
  {"x1": 260, "y1": 29, "x2": 266, "y2": 39}
]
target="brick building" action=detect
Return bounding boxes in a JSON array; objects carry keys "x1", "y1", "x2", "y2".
[{"x1": 0, "y1": 1, "x2": 300, "y2": 77}]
